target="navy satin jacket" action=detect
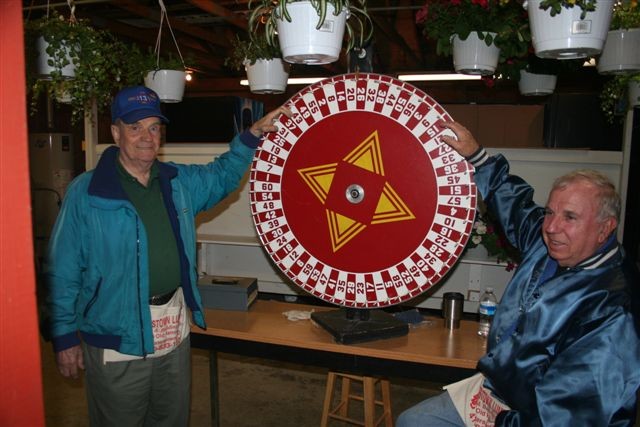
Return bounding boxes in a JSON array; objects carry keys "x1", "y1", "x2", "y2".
[{"x1": 469, "y1": 150, "x2": 640, "y2": 426}]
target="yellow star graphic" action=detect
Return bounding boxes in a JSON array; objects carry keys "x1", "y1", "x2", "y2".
[{"x1": 298, "y1": 130, "x2": 415, "y2": 252}]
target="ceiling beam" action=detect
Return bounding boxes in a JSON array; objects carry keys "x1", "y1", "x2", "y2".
[
  {"x1": 110, "y1": 0, "x2": 228, "y2": 48},
  {"x1": 371, "y1": 15, "x2": 421, "y2": 68},
  {"x1": 185, "y1": 0, "x2": 248, "y2": 30},
  {"x1": 80, "y1": 12, "x2": 227, "y2": 75}
]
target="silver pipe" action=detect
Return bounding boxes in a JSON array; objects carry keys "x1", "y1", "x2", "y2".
[{"x1": 46, "y1": 92, "x2": 54, "y2": 131}]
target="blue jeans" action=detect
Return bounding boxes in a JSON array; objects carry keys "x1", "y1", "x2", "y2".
[{"x1": 396, "y1": 390, "x2": 465, "y2": 427}]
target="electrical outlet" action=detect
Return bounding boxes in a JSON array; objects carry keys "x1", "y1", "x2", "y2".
[{"x1": 468, "y1": 264, "x2": 482, "y2": 301}]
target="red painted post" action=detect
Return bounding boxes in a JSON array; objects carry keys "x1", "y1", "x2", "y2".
[{"x1": 0, "y1": 1, "x2": 46, "y2": 425}]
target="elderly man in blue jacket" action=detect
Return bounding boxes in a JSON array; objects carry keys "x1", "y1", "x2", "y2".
[
  {"x1": 397, "y1": 120, "x2": 640, "y2": 426},
  {"x1": 45, "y1": 85, "x2": 290, "y2": 426}
]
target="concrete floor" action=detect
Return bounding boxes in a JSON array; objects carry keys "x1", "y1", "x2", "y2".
[
  {"x1": 39, "y1": 337, "x2": 640, "y2": 427},
  {"x1": 41, "y1": 338, "x2": 444, "y2": 427}
]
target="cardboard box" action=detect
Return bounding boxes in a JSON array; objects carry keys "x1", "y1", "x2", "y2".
[{"x1": 197, "y1": 275, "x2": 258, "y2": 311}]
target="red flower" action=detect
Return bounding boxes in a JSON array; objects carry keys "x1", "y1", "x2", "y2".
[
  {"x1": 416, "y1": 5, "x2": 429, "y2": 23},
  {"x1": 416, "y1": 0, "x2": 531, "y2": 64},
  {"x1": 471, "y1": 0, "x2": 490, "y2": 8},
  {"x1": 481, "y1": 76, "x2": 496, "y2": 87}
]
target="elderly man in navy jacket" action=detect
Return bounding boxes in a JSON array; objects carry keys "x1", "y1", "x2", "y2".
[{"x1": 397, "y1": 120, "x2": 640, "y2": 427}]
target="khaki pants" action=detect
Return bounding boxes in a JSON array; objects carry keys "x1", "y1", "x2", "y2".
[{"x1": 82, "y1": 336, "x2": 191, "y2": 427}]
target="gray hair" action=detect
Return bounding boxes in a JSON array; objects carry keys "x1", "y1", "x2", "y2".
[{"x1": 551, "y1": 169, "x2": 621, "y2": 222}]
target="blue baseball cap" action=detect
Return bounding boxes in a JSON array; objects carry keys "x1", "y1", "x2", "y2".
[{"x1": 111, "y1": 86, "x2": 169, "y2": 124}]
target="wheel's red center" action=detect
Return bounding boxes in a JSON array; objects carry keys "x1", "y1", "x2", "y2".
[{"x1": 282, "y1": 110, "x2": 436, "y2": 272}]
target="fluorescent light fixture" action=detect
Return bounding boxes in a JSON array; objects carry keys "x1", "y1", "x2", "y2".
[
  {"x1": 240, "y1": 74, "x2": 482, "y2": 86},
  {"x1": 397, "y1": 73, "x2": 482, "y2": 82},
  {"x1": 240, "y1": 77, "x2": 327, "y2": 86}
]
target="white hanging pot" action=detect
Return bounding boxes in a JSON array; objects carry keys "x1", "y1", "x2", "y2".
[
  {"x1": 245, "y1": 58, "x2": 290, "y2": 94},
  {"x1": 518, "y1": 70, "x2": 557, "y2": 96},
  {"x1": 36, "y1": 36, "x2": 75, "y2": 79},
  {"x1": 597, "y1": 29, "x2": 640, "y2": 74},
  {"x1": 144, "y1": 69, "x2": 186, "y2": 103},
  {"x1": 54, "y1": 87, "x2": 73, "y2": 104},
  {"x1": 629, "y1": 81, "x2": 640, "y2": 107},
  {"x1": 452, "y1": 32, "x2": 500, "y2": 75},
  {"x1": 276, "y1": 1, "x2": 347, "y2": 65},
  {"x1": 526, "y1": 0, "x2": 613, "y2": 59}
]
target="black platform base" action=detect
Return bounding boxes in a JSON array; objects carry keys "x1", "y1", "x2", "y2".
[{"x1": 310, "y1": 308, "x2": 409, "y2": 345}]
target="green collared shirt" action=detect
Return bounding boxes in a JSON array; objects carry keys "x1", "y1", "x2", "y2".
[{"x1": 117, "y1": 160, "x2": 180, "y2": 297}]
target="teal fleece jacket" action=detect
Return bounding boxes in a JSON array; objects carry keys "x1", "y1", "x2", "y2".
[{"x1": 45, "y1": 132, "x2": 257, "y2": 356}]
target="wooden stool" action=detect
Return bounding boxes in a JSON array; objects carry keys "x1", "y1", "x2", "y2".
[{"x1": 320, "y1": 371, "x2": 393, "y2": 427}]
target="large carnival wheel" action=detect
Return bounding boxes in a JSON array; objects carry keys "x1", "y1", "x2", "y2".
[{"x1": 250, "y1": 74, "x2": 476, "y2": 340}]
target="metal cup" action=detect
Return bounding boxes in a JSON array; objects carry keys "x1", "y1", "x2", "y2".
[{"x1": 442, "y1": 292, "x2": 464, "y2": 329}]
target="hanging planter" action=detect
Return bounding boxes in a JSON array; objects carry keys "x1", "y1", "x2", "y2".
[
  {"x1": 600, "y1": 73, "x2": 640, "y2": 122},
  {"x1": 25, "y1": 8, "x2": 135, "y2": 123},
  {"x1": 144, "y1": 69, "x2": 186, "y2": 103},
  {"x1": 225, "y1": 34, "x2": 290, "y2": 94},
  {"x1": 35, "y1": 35, "x2": 75, "y2": 79},
  {"x1": 245, "y1": 59, "x2": 290, "y2": 94},
  {"x1": 276, "y1": 1, "x2": 346, "y2": 64},
  {"x1": 53, "y1": 81, "x2": 73, "y2": 104},
  {"x1": 598, "y1": 0, "x2": 640, "y2": 74},
  {"x1": 518, "y1": 69, "x2": 557, "y2": 95},
  {"x1": 415, "y1": 0, "x2": 531, "y2": 77},
  {"x1": 248, "y1": 0, "x2": 373, "y2": 65},
  {"x1": 140, "y1": 0, "x2": 188, "y2": 102},
  {"x1": 597, "y1": 28, "x2": 640, "y2": 74},
  {"x1": 452, "y1": 31, "x2": 500, "y2": 75},
  {"x1": 527, "y1": 0, "x2": 614, "y2": 59}
]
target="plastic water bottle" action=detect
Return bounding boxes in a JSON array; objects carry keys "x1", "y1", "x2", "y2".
[{"x1": 478, "y1": 287, "x2": 498, "y2": 337}]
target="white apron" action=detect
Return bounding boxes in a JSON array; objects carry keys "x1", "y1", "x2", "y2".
[{"x1": 103, "y1": 287, "x2": 191, "y2": 363}]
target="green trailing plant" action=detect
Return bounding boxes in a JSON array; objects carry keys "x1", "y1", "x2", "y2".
[
  {"x1": 597, "y1": 0, "x2": 640, "y2": 117},
  {"x1": 609, "y1": 0, "x2": 640, "y2": 29},
  {"x1": 247, "y1": 0, "x2": 374, "y2": 54},
  {"x1": 415, "y1": 0, "x2": 531, "y2": 61},
  {"x1": 144, "y1": 47, "x2": 186, "y2": 71},
  {"x1": 600, "y1": 72, "x2": 640, "y2": 123},
  {"x1": 224, "y1": 34, "x2": 283, "y2": 71},
  {"x1": 124, "y1": 45, "x2": 188, "y2": 85},
  {"x1": 538, "y1": 0, "x2": 597, "y2": 18},
  {"x1": 24, "y1": 11, "x2": 137, "y2": 123}
]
